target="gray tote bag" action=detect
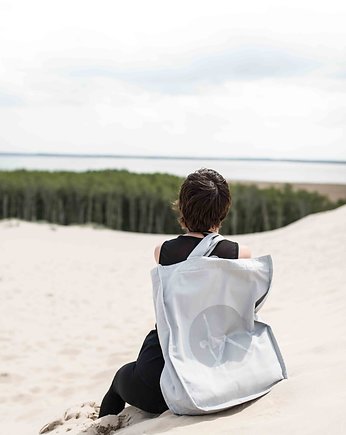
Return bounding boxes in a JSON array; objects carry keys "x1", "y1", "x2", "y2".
[{"x1": 151, "y1": 233, "x2": 287, "y2": 415}]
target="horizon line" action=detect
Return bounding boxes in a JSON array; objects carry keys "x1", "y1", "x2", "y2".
[{"x1": 0, "y1": 151, "x2": 345, "y2": 165}]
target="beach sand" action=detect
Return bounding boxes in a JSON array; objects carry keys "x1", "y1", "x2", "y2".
[{"x1": 1, "y1": 205, "x2": 345, "y2": 434}]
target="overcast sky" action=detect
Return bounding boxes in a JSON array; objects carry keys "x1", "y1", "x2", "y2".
[{"x1": 0, "y1": 0, "x2": 345, "y2": 160}]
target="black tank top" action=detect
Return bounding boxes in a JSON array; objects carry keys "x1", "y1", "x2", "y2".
[{"x1": 159, "y1": 232, "x2": 239, "y2": 265}]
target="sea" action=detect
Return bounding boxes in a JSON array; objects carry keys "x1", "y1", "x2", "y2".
[{"x1": 0, "y1": 154, "x2": 345, "y2": 185}]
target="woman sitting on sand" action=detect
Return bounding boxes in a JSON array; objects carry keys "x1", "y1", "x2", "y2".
[{"x1": 98, "y1": 168, "x2": 251, "y2": 417}]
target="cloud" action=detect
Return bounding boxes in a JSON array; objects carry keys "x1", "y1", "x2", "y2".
[
  {"x1": 1, "y1": 74, "x2": 345, "y2": 160},
  {"x1": 64, "y1": 45, "x2": 322, "y2": 94},
  {"x1": 0, "y1": 90, "x2": 24, "y2": 107},
  {"x1": 0, "y1": 0, "x2": 345, "y2": 160}
]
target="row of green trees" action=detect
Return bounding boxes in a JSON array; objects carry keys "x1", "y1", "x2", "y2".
[{"x1": 0, "y1": 169, "x2": 343, "y2": 234}]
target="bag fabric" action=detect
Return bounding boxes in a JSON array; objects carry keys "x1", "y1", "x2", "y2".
[{"x1": 151, "y1": 233, "x2": 288, "y2": 415}]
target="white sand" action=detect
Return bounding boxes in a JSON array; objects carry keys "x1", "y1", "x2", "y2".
[{"x1": 1, "y1": 206, "x2": 345, "y2": 434}]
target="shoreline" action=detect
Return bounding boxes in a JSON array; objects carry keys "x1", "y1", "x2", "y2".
[
  {"x1": 1, "y1": 151, "x2": 345, "y2": 165},
  {"x1": 232, "y1": 180, "x2": 346, "y2": 201}
]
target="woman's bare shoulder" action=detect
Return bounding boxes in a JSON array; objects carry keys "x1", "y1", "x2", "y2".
[
  {"x1": 154, "y1": 243, "x2": 163, "y2": 264},
  {"x1": 154, "y1": 237, "x2": 177, "y2": 263},
  {"x1": 221, "y1": 237, "x2": 251, "y2": 259}
]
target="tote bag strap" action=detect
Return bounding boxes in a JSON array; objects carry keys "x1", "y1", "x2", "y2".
[{"x1": 187, "y1": 233, "x2": 225, "y2": 259}]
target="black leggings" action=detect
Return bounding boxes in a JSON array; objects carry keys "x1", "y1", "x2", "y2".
[{"x1": 99, "y1": 361, "x2": 169, "y2": 417}]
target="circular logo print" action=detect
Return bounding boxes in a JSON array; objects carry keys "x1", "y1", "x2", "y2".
[{"x1": 189, "y1": 305, "x2": 251, "y2": 367}]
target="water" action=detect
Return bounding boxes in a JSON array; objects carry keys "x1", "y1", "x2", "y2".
[{"x1": 0, "y1": 154, "x2": 345, "y2": 184}]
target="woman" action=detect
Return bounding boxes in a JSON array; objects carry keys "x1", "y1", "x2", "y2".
[{"x1": 98, "y1": 168, "x2": 251, "y2": 417}]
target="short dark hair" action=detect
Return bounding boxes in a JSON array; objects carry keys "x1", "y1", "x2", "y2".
[{"x1": 173, "y1": 168, "x2": 231, "y2": 232}]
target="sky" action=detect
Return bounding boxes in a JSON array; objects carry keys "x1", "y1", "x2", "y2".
[{"x1": 0, "y1": 0, "x2": 345, "y2": 160}]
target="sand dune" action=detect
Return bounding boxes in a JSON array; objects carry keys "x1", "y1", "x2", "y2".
[{"x1": 1, "y1": 205, "x2": 345, "y2": 434}]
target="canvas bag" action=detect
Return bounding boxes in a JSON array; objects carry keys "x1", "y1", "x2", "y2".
[{"x1": 151, "y1": 232, "x2": 288, "y2": 415}]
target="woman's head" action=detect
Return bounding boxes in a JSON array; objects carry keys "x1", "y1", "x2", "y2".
[{"x1": 174, "y1": 168, "x2": 231, "y2": 233}]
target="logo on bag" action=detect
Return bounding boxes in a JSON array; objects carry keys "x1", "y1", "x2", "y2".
[{"x1": 189, "y1": 305, "x2": 251, "y2": 367}]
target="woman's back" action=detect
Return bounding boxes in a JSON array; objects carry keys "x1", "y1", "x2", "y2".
[{"x1": 134, "y1": 233, "x2": 239, "y2": 390}]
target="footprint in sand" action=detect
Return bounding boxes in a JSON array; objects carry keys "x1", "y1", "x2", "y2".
[
  {"x1": 39, "y1": 401, "x2": 131, "y2": 434},
  {"x1": 39, "y1": 402, "x2": 159, "y2": 434}
]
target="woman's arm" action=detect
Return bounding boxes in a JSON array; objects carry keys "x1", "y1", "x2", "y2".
[
  {"x1": 154, "y1": 244, "x2": 162, "y2": 264},
  {"x1": 238, "y1": 244, "x2": 251, "y2": 258}
]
